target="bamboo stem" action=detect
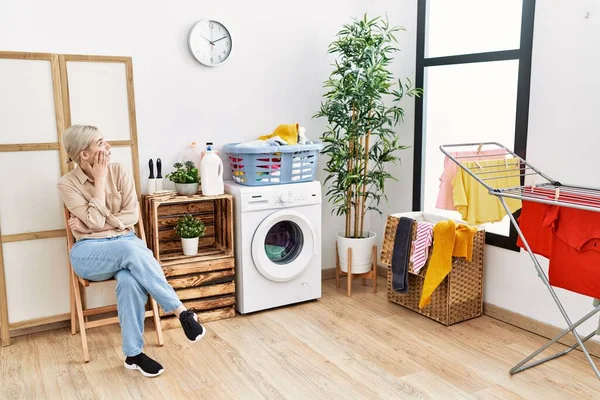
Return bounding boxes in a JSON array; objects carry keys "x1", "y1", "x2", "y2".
[
  {"x1": 347, "y1": 106, "x2": 357, "y2": 238},
  {"x1": 355, "y1": 135, "x2": 364, "y2": 238},
  {"x1": 346, "y1": 139, "x2": 352, "y2": 238},
  {"x1": 353, "y1": 134, "x2": 360, "y2": 238},
  {"x1": 360, "y1": 129, "x2": 371, "y2": 237}
]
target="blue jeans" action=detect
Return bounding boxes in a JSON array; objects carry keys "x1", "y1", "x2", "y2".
[{"x1": 70, "y1": 231, "x2": 182, "y2": 357}]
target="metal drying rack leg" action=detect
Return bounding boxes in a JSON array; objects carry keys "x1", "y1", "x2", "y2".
[{"x1": 498, "y1": 197, "x2": 600, "y2": 380}]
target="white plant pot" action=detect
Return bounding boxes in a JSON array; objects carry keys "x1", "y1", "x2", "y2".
[
  {"x1": 181, "y1": 237, "x2": 199, "y2": 256},
  {"x1": 337, "y1": 231, "x2": 377, "y2": 274},
  {"x1": 175, "y1": 182, "x2": 199, "y2": 196}
]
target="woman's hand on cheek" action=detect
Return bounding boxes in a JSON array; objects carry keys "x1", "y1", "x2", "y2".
[{"x1": 91, "y1": 150, "x2": 108, "y2": 181}]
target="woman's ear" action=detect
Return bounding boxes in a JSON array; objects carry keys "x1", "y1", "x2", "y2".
[{"x1": 79, "y1": 151, "x2": 90, "y2": 164}]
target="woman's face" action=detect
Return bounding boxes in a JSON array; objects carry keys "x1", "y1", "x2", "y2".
[{"x1": 80, "y1": 135, "x2": 111, "y2": 165}]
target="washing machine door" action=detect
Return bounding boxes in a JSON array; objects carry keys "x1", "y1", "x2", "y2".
[{"x1": 251, "y1": 209, "x2": 317, "y2": 282}]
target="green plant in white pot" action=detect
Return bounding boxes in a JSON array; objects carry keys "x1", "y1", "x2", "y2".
[
  {"x1": 174, "y1": 214, "x2": 206, "y2": 256},
  {"x1": 166, "y1": 161, "x2": 200, "y2": 196},
  {"x1": 314, "y1": 15, "x2": 422, "y2": 274}
]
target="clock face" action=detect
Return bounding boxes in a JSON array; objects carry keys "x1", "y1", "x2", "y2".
[{"x1": 188, "y1": 20, "x2": 232, "y2": 66}]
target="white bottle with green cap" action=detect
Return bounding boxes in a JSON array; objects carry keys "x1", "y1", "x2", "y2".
[{"x1": 200, "y1": 142, "x2": 224, "y2": 196}]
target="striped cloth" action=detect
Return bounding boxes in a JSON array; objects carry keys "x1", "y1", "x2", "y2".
[{"x1": 410, "y1": 221, "x2": 434, "y2": 274}]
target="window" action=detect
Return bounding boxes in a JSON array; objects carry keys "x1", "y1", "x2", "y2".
[{"x1": 413, "y1": 0, "x2": 536, "y2": 250}]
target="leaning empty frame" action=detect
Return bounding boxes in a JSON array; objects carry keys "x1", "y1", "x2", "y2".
[{"x1": 0, "y1": 51, "x2": 67, "y2": 346}]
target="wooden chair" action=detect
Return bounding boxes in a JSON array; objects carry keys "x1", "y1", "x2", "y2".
[{"x1": 64, "y1": 205, "x2": 164, "y2": 363}]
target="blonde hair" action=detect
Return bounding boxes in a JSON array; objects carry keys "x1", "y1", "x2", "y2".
[{"x1": 63, "y1": 125, "x2": 100, "y2": 163}]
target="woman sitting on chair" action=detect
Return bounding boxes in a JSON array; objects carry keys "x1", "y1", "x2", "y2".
[{"x1": 58, "y1": 125, "x2": 205, "y2": 378}]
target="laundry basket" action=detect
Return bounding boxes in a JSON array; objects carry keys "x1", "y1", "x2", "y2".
[
  {"x1": 380, "y1": 212, "x2": 485, "y2": 326},
  {"x1": 222, "y1": 141, "x2": 323, "y2": 186}
]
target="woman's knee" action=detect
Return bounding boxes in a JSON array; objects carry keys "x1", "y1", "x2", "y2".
[
  {"x1": 115, "y1": 270, "x2": 146, "y2": 294},
  {"x1": 122, "y1": 247, "x2": 161, "y2": 272}
]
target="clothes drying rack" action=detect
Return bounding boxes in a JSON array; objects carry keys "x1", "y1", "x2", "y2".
[{"x1": 440, "y1": 142, "x2": 600, "y2": 380}]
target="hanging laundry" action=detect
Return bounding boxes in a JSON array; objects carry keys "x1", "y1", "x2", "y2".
[
  {"x1": 391, "y1": 217, "x2": 414, "y2": 293},
  {"x1": 436, "y1": 149, "x2": 507, "y2": 210},
  {"x1": 544, "y1": 205, "x2": 600, "y2": 299},
  {"x1": 517, "y1": 186, "x2": 600, "y2": 258},
  {"x1": 452, "y1": 158, "x2": 522, "y2": 225},
  {"x1": 516, "y1": 200, "x2": 553, "y2": 258},
  {"x1": 419, "y1": 220, "x2": 477, "y2": 308},
  {"x1": 514, "y1": 186, "x2": 600, "y2": 297},
  {"x1": 410, "y1": 221, "x2": 434, "y2": 274}
]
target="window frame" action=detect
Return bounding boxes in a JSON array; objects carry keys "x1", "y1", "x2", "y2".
[{"x1": 412, "y1": 0, "x2": 536, "y2": 251}]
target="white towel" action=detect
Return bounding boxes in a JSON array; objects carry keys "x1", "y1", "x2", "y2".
[{"x1": 237, "y1": 136, "x2": 288, "y2": 148}]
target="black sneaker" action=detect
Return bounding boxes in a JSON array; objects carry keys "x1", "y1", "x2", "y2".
[
  {"x1": 179, "y1": 309, "x2": 206, "y2": 342},
  {"x1": 124, "y1": 353, "x2": 164, "y2": 378}
]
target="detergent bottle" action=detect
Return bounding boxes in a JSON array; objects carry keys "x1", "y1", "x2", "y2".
[
  {"x1": 179, "y1": 141, "x2": 203, "y2": 170},
  {"x1": 200, "y1": 142, "x2": 224, "y2": 196}
]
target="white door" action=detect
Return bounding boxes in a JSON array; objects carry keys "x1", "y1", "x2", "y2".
[{"x1": 251, "y1": 209, "x2": 316, "y2": 282}]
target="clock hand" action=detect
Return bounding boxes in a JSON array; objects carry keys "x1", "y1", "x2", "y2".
[
  {"x1": 201, "y1": 35, "x2": 215, "y2": 45},
  {"x1": 213, "y1": 35, "x2": 229, "y2": 43}
]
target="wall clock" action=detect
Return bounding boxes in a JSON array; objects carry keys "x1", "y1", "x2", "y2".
[{"x1": 188, "y1": 20, "x2": 232, "y2": 66}]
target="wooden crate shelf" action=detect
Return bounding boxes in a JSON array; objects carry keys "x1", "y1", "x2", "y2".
[
  {"x1": 142, "y1": 191, "x2": 236, "y2": 328},
  {"x1": 143, "y1": 192, "x2": 233, "y2": 263},
  {"x1": 162, "y1": 257, "x2": 235, "y2": 278}
]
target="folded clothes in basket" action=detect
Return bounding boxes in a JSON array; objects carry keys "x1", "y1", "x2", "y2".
[
  {"x1": 259, "y1": 123, "x2": 300, "y2": 145},
  {"x1": 391, "y1": 217, "x2": 414, "y2": 293},
  {"x1": 419, "y1": 221, "x2": 477, "y2": 309},
  {"x1": 236, "y1": 136, "x2": 288, "y2": 147}
]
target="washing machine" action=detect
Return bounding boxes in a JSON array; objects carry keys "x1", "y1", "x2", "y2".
[{"x1": 224, "y1": 181, "x2": 322, "y2": 314}]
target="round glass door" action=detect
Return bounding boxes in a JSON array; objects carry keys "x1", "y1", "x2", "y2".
[
  {"x1": 264, "y1": 221, "x2": 304, "y2": 265},
  {"x1": 252, "y1": 210, "x2": 316, "y2": 282}
]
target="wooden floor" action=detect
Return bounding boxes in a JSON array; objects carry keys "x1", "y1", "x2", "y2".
[{"x1": 2, "y1": 277, "x2": 600, "y2": 399}]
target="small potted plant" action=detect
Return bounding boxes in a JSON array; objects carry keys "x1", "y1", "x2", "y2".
[
  {"x1": 174, "y1": 214, "x2": 206, "y2": 256},
  {"x1": 166, "y1": 161, "x2": 200, "y2": 195}
]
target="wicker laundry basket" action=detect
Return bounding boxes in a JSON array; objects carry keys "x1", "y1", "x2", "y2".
[{"x1": 380, "y1": 212, "x2": 485, "y2": 326}]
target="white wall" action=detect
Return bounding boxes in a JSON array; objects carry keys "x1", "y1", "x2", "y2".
[
  {"x1": 484, "y1": 1, "x2": 600, "y2": 339},
  {"x1": 0, "y1": 0, "x2": 417, "y2": 321}
]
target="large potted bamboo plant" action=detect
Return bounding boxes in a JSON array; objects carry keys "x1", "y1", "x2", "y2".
[{"x1": 315, "y1": 15, "x2": 422, "y2": 273}]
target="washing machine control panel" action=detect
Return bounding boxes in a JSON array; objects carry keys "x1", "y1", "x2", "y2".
[
  {"x1": 239, "y1": 182, "x2": 321, "y2": 211},
  {"x1": 275, "y1": 189, "x2": 315, "y2": 206},
  {"x1": 278, "y1": 193, "x2": 291, "y2": 204}
]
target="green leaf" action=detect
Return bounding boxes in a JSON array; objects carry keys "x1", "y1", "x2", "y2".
[{"x1": 174, "y1": 214, "x2": 206, "y2": 239}]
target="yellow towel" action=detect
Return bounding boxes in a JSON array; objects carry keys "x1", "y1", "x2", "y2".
[
  {"x1": 453, "y1": 224, "x2": 477, "y2": 262},
  {"x1": 419, "y1": 221, "x2": 477, "y2": 308},
  {"x1": 258, "y1": 123, "x2": 299, "y2": 145},
  {"x1": 420, "y1": 220, "x2": 456, "y2": 309}
]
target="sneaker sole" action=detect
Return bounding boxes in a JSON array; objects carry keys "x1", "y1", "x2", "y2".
[{"x1": 124, "y1": 362, "x2": 164, "y2": 378}]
